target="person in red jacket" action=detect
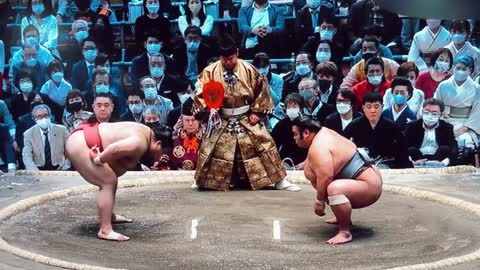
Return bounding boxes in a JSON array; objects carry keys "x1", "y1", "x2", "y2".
[{"x1": 352, "y1": 57, "x2": 391, "y2": 110}]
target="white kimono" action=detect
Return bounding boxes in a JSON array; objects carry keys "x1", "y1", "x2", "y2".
[
  {"x1": 434, "y1": 76, "x2": 480, "y2": 146},
  {"x1": 445, "y1": 41, "x2": 480, "y2": 77},
  {"x1": 408, "y1": 26, "x2": 451, "y2": 72}
]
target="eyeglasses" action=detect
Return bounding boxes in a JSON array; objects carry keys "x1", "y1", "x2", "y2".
[{"x1": 423, "y1": 111, "x2": 441, "y2": 117}]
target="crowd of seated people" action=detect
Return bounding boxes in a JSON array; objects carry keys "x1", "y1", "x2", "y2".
[{"x1": 1, "y1": 0, "x2": 480, "y2": 174}]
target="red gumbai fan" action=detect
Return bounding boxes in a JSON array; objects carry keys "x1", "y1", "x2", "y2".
[{"x1": 203, "y1": 81, "x2": 225, "y2": 137}]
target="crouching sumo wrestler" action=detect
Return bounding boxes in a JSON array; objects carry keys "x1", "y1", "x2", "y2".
[
  {"x1": 66, "y1": 120, "x2": 171, "y2": 241},
  {"x1": 292, "y1": 116, "x2": 382, "y2": 244}
]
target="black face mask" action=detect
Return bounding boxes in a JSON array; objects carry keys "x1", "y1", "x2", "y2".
[
  {"x1": 70, "y1": 101, "x2": 83, "y2": 112},
  {"x1": 317, "y1": 79, "x2": 332, "y2": 92},
  {"x1": 255, "y1": 0, "x2": 268, "y2": 5},
  {"x1": 145, "y1": 121, "x2": 161, "y2": 129},
  {"x1": 362, "y1": 52, "x2": 376, "y2": 62}
]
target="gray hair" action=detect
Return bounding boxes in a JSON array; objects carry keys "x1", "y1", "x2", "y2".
[
  {"x1": 142, "y1": 105, "x2": 160, "y2": 117},
  {"x1": 299, "y1": 77, "x2": 318, "y2": 89},
  {"x1": 72, "y1": 19, "x2": 88, "y2": 32},
  {"x1": 149, "y1": 53, "x2": 165, "y2": 63},
  {"x1": 32, "y1": 104, "x2": 51, "y2": 117}
]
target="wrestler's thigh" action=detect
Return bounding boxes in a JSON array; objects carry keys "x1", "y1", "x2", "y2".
[
  {"x1": 326, "y1": 180, "x2": 380, "y2": 209},
  {"x1": 66, "y1": 133, "x2": 117, "y2": 187}
]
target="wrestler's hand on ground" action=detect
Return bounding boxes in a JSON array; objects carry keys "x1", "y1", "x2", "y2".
[
  {"x1": 314, "y1": 201, "x2": 326, "y2": 216},
  {"x1": 248, "y1": 113, "x2": 260, "y2": 125}
]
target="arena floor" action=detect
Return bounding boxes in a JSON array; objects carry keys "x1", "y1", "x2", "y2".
[{"x1": 1, "y1": 169, "x2": 480, "y2": 270}]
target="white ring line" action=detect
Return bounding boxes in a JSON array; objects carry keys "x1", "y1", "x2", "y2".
[
  {"x1": 273, "y1": 220, "x2": 281, "y2": 240},
  {"x1": 0, "y1": 177, "x2": 479, "y2": 270},
  {"x1": 191, "y1": 219, "x2": 199, "y2": 239}
]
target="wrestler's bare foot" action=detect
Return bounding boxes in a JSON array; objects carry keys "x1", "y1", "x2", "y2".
[
  {"x1": 111, "y1": 213, "x2": 133, "y2": 224},
  {"x1": 97, "y1": 230, "x2": 130, "y2": 241},
  {"x1": 325, "y1": 217, "x2": 337, "y2": 224},
  {"x1": 326, "y1": 231, "x2": 352, "y2": 245}
]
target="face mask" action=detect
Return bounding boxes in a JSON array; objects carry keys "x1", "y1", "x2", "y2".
[
  {"x1": 147, "y1": 43, "x2": 161, "y2": 54},
  {"x1": 434, "y1": 60, "x2": 450, "y2": 73},
  {"x1": 147, "y1": 3, "x2": 160, "y2": 14},
  {"x1": 36, "y1": 118, "x2": 50, "y2": 129},
  {"x1": 74, "y1": 30, "x2": 89, "y2": 42},
  {"x1": 20, "y1": 82, "x2": 33, "y2": 93},
  {"x1": 393, "y1": 94, "x2": 407, "y2": 105},
  {"x1": 70, "y1": 101, "x2": 83, "y2": 112},
  {"x1": 32, "y1": 4, "x2": 45, "y2": 15},
  {"x1": 190, "y1": 3, "x2": 202, "y2": 13},
  {"x1": 296, "y1": 64, "x2": 311, "y2": 76},
  {"x1": 320, "y1": 30, "x2": 334, "y2": 40},
  {"x1": 52, "y1": 72, "x2": 64, "y2": 83},
  {"x1": 367, "y1": 75, "x2": 383, "y2": 86},
  {"x1": 187, "y1": 41, "x2": 200, "y2": 51},
  {"x1": 258, "y1": 67, "x2": 269, "y2": 76},
  {"x1": 336, "y1": 103, "x2": 351, "y2": 114},
  {"x1": 144, "y1": 87, "x2": 158, "y2": 100},
  {"x1": 426, "y1": 19, "x2": 441, "y2": 29},
  {"x1": 178, "y1": 93, "x2": 191, "y2": 104},
  {"x1": 145, "y1": 121, "x2": 161, "y2": 129},
  {"x1": 26, "y1": 57, "x2": 38, "y2": 67},
  {"x1": 300, "y1": 90, "x2": 316, "y2": 103},
  {"x1": 84, "y1": 49, "x2": 97, "y2": 62},
  {"x1": 129, "y1": 103, "x2": 144, "y2": 114},
  {"x1": 316, "y1": 51, "x2": 331, "y2": 63},
  {"x1": 95, "y1": 84, "x2": 110, "y2": 93},
  {"x1": 25, "y1": 36, "x2": 38, "y2": 46},
  {"x1": 362, "y1": 51, "x2": 377, "y2": 62},
  {"x1": 317, "y1": 79, "x2": 331, "y2": 92},
  {"x1": 102, "y1": 67, "x2": 110, "y2": 74},
  {"x1": 453, "y1": 69, "x2": 469, "y2": 81},
  {"x1": 452, "y1": 33, "x2": 467, "y2": 44},
  {"x1": 150, "y1": 66, "x2": 164, "y2": 78},
  {"x1": 306, "y1": 0, "x2": 321, "y2": 9},
  {"x1": 423, "y1": 112, "x2": 440, "y2": 126},
  {"x1": 254, "y1": 0, "x2": 268, "y2": 5},
  {"x1": 286, "y1": 108, "x2": 301, "y2": 120}
]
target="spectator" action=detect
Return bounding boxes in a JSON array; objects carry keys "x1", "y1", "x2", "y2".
[
  {"x1": 282, "y1": 52, "x2": 317, "y2": 101},
  {"x1": 315, "y1": 61, "x2": 339, "y2": 111},
  {"x1": 0, "y1": 99, "x2": 16, "y2": 174},
  {"x1": 11, "y1": 68, "x2": 39, "y2": 120},
  {"x1": 343, "y1": 92, "x2": 413, "y2": 169},
  {"x1": 294, "y1": 0, "x2": 334, "y2": 45},
  {"x1": 352, "y1": 24, "x2": 394, "y2": 64},
  {"x1": 405, "y1": 98, "x2": 457, "y2": 167},
  {"x1": 351, "y1": 56, "x2": 392, "y2": 110},
  {"x1": 434, "y1": 55, "x2": 480, "y2": 148},
  {"x1": 271, "y1": 93, "x2": 308, "y2": 166},
  {"x1": 383, "y1": 61, "x2": 425, "y2": 115},
  {"x1": 62, "y1": 89, "x2": 93, "y2": 132},
  {"x1": 22, "y1": 104, "x2": 70, "y2": 171},
  {"x1": 167, "y1": 78, "x2": 194, "y2": 128},
  {"x1": 134, "y1": 0, "x2": 171, "y2": 50},
  {"x1": 9, "y1": 25, "x2": 54, "y2": 79},
  {"x1": 298, "y1": 77, "x2": 333, "y2": 123},
  {"x1": 324, "y1": 88, "x2": 362, "y2": 136},
  {"x1": 178, "y1": 0, "x2": 214, "y2": 37},
  {"x1": 381, "y1": 76, "x2": 417, "y2": 132},
  {"x1": 61, "y1": 19, "x2": 89, "y2": 73},
  {"x1": 341, "y1": 37, "x2": 399, "y2": 89},
  {"x1": 70, "y1": 38, "x2": 98, "y2": 93},
  {"x1": 10, "y1": 44, "x2": 48, "y2": 89},
  {"x1": 140, "y1": 76, "x2": 173, "y2": 125},
  {"x1": 121, "y1": 88, "x2": 145, "y2": 123},
  {"x1": 173, "y1": 26, "x2": 214, "y2": 83},
  {"x1": 89, "y1": 15, "x2": 115, "y2": 56},
  {"x1": 143, "y1": 105, "x2": 162, "y2": 127},
  {"x1": 91, "y1": 92, "x2": 115, "y2": 123},
  {"x1": 445, "y1": 20, "x2": 480, "y2": 77},
  {"x1": 237, "y1": 0, "x2": 286, "y2": 57},
  {"x1": 408, "y1": 19, "x2": 452, "y2": 71},
  {"x1": 85, "y1": 69, "x2": 122, "y2": 119},
  {"x1": 130, "y1": 31, "x2": 176, "y2": 84},
  {"x1": 148, "y1": 53, "x2": 183, "y2": 106},
  {"x1": 73, "y1": 0, "x2": 97, "y2": 22},
  {"x1": 171, "y1": 98, "x2": 204, "y2": 170},
  {"x1": 92, "y1": 53, "x2": 126, "y2": 115},
  {"x1": 252, "y1": 52, "x2": 283, "y2": 106},
  {"x1": 415, "y1": 48, "x2": 453, "y2": 99},
  {"x1": 21, "y1": 0, "x2": 59, "y2": 57},
  {"x1": 40, "y1": 59, "x2": 72, "y2": 107}
]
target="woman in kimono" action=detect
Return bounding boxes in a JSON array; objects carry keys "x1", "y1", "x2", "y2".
[{"x1": 445, "y1": 20, "x2": 480, "y2": 77}]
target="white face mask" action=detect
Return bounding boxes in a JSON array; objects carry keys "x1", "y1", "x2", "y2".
[
  {"x1": 129, "y1": 103, "x2": 144, "y2": 114},
  {"x1": 336, "y1": 103, "x2": 351, "y2": 115},
  {"x1": 36, "y1": 118, "x2": 51, "y2": 129},
  {"x1": 452, "y1": 33, "x2": 467, "y2": 44},
  {"x1": 178, "y1": 93, "x2": 191, "y2": 104},
  {"x1": 426, "y1": 19, "x2": 441, "y2": 29},
  {"x1": 423, "y1": 112, "x2": 440, "y2": 126},
  {"x1": 286, "y1": 107, "x2": 301, "y2": 120},
  {"x1": 367, "y1": 75, "x2": 383, "y2": 86}
]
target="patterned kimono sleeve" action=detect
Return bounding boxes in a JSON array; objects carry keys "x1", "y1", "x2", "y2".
[{"x1": 250, "y1": 71, "x2": 274, "y2": 114}]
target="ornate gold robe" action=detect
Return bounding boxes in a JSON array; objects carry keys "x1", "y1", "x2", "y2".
[{"x1": 193, "y1": 59, "x2": 286, "y2": 191}]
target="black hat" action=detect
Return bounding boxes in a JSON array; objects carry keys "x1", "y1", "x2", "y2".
[{"x1": 181, "y1": 97, "x2": 194, "y2": 116}]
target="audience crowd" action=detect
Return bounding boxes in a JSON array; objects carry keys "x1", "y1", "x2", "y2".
[{"x1": 1, "y1": 0, "x2": 480, "y2": 174}]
